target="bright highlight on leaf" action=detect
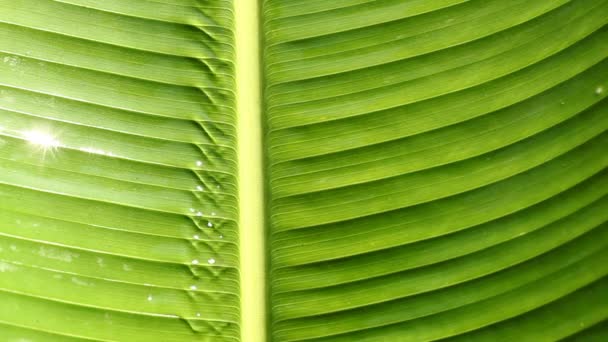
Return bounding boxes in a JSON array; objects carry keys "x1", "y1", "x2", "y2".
[
  {"x1": 78, "y1": 147, "x2": 115, "y2": 157},
  {"x1": 22, "y1": 130, "x2": 60, "y2": 149},
  {"x1": 21, "y1": 129, "x2": 62, "y2": 160}
]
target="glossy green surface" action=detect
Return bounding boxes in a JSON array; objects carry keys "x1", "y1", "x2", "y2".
[
  {"x1": 264, "y1": 0, "x2": 608, "y2": 341},
  {"x1": 0, "y1": 0, "x2": 239, "y2": 341},
  {"x1": 1, "y1": 0, "x2": 607, "y2": 341}
]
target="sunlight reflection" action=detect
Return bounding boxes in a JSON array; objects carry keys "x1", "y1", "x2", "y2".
[
  {"x1": 21, "y1": 129, "x2": 62, "y2": 160},
  {"x1": 79, "y1": 147, "x2": 115, "y2": 157},
  {"x1": 23, "y1": 130, "x2": 61, "y2": 148}
]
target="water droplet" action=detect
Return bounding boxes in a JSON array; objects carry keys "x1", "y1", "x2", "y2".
[
  {"x1": 211, "y1": 212, "x2": 216, "y2": 216},
  {"x1": 596, "y1": 86, "x2": 604, "y2": 95},
  {"x1": 189, "y1": 208, "x2": 195, "y2": 213},
  {"x1": 219, "y1": 235, "x2": 224, "y2": 239},
  {"x1": 196, "y1": 211, "x2": 203, "y2": 217},
  {"x1": 193, "y1": 234, "x2": 200, "y2": 240},
  {"x1": 71, "y1": 277, "x2": 90, "y2": 287},
  {"x1": 190, "y1": 285, "x2": 197, "y2": 290},
  {"x1": 196, "y1": 312, "x2": 201, "y2": 317},
  {"x1": 147, "y1": 295, "x2": 153, "y2": 301},
  {"x1": 207, "y1": 221, "x2": 213, "y2": 228},
  {"x1": 196, "y1": 161, "x2": 203, "y2": 167},
  {"x1": 196, "y1": 185, "x2": 204, "y2": 191},
  {"x1": 0, "y1": 261, "x2": 17, "y2": 273},
  {"x1": 559, "y1": 100, "x2": 565, "y2": 105},
  {"x1": 38, "y1": 246, "x2": 79, "y2": 263},
  {"x1": 207, "y1": 258, "x2": 216, "y2": 265},
  {"x1": 191, "y1": 259, "x2": 199, "y2": 265},
  {"x1": 3, "y1": 55, "x2": 21, "y2": 67}
]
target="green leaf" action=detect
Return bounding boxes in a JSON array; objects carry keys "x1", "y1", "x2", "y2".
[
  {"x1": 264, "y1": 0, "x2": 608, "y2": 341},
  {"x1": 0, "y1": 0, "x2": 239, "y2": 341},
  {"x1": 1, "y1": 0, "x2": 607, "y2": 341}
]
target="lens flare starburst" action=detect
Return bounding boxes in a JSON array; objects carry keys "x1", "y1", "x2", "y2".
[{"x1": 22, "y1": 129, "x2": 62, "y2": 159}]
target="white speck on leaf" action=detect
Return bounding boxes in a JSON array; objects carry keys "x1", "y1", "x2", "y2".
[
  {"x1": 71, "y1": 276, "x2": 91, "y2": 287},
  {"x1": 3, "y1": 55, "x2": 20, "y2": 67},
  {"x1": 0, "y1": 261, "x2": 16, "y2": 272},
  {"x1": 38, "y1": 246, "x2": 78, "y2": 262}
]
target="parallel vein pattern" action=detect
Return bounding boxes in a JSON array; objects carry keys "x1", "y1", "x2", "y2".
[
  {"x1": 0, "y1": 1, "x2": 239, "y2": 341},
  {"x1": 263, "y1": 0, "x2": 608, "y2": 341}
]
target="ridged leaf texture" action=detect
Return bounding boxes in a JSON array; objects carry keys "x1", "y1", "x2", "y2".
[
  {"x1": 0, "y1": 0, "x2": 239, "y2": 341},
  {"x1": 0, "y1": 0, "x2": 607, "y2": 341},
  {"x1": 264, "y1": 0, "x2": 608, "y2": 341}
]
